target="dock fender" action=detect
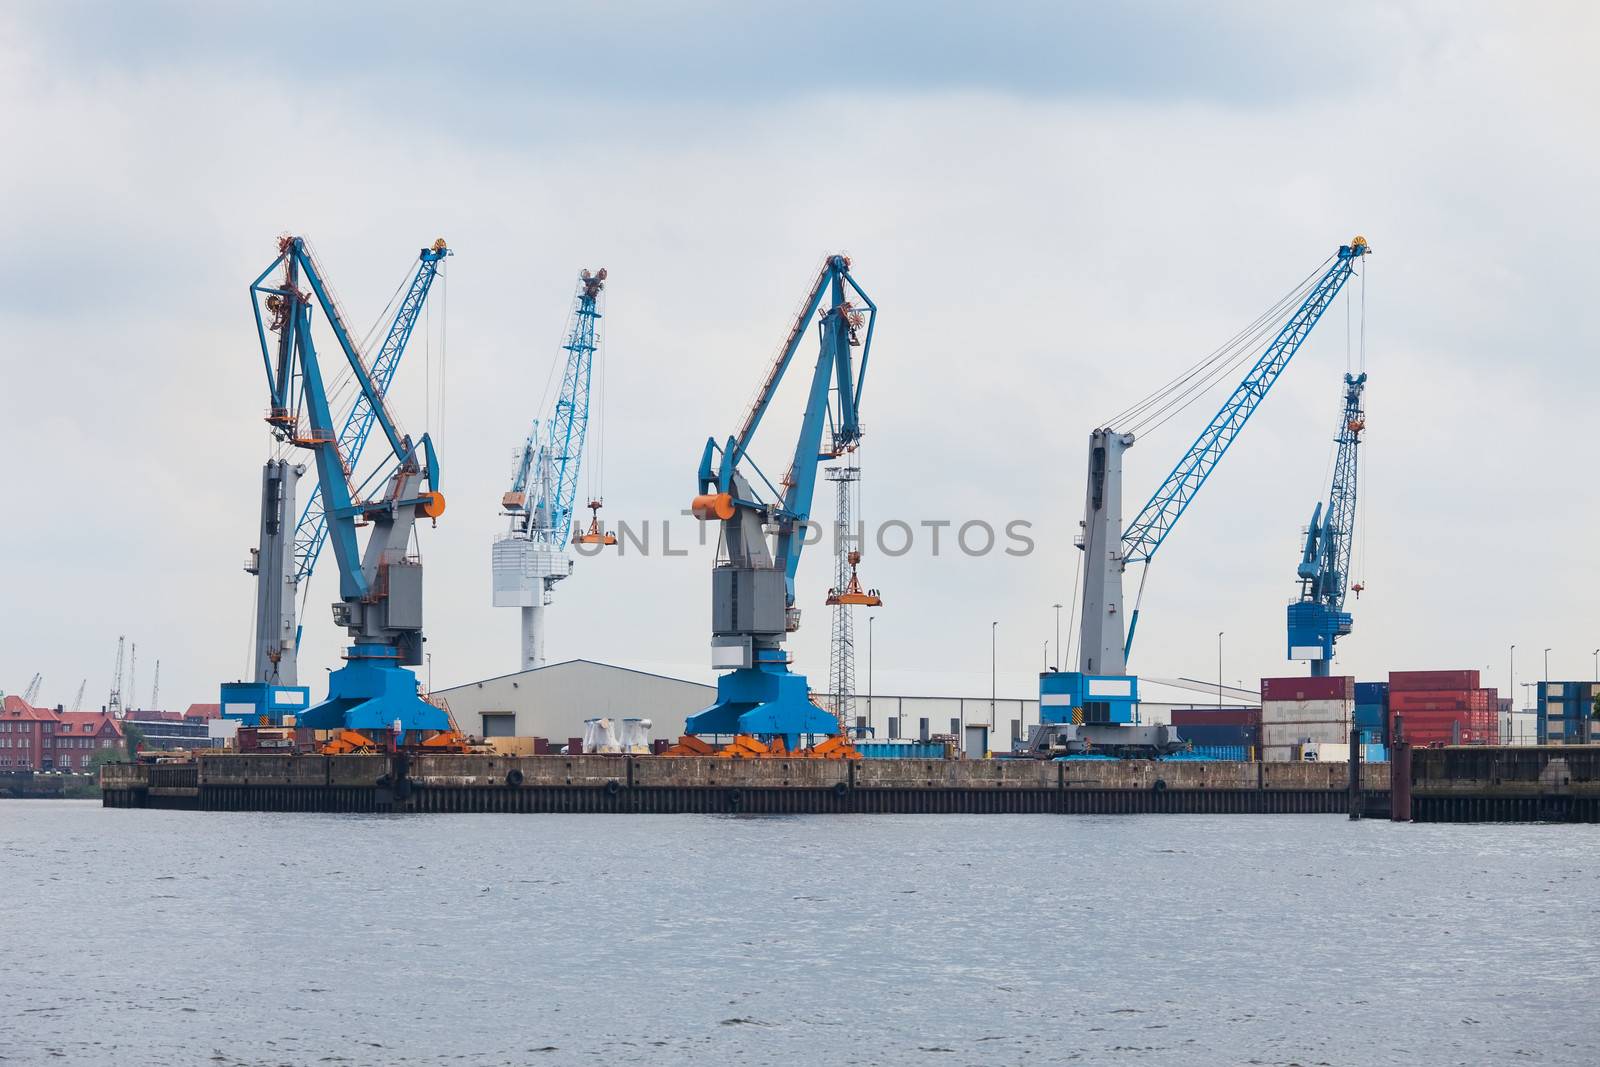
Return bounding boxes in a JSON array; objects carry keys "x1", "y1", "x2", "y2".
[
  {"x1": 375, "y1": 773, "x2": 393, "y2": 788},
  {"x1": 727, "y1": 788, "x2": 743, "y2": 808},
  {"x1": 1153, "y1": 778, "x2": 1168, "y2": 792},
  {"x1": 393, "y1": 778, "x2": 413, "y2": 801},
  {"x1": 506, "y1": 768, "x2": 524, "y2": 787},
  {"x1": 832, "y1": 781, "x2": 848, "y2": 798},
  {"x1": 605, "y1": 779, "x2": 620, "y2": 796}
]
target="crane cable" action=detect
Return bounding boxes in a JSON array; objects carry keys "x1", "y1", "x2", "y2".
[{"x1": 1103, "y1": 256, "x2": 1333, "y2": 438}]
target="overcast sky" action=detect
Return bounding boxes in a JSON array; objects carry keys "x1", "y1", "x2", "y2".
[{"x1": 2, "y1": 2, "x2": 1596, "y2": 714}]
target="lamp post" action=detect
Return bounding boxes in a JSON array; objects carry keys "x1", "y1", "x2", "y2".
[
  {"x1": 1592, "y1": 648, "x2": 1597, "y2": 683},
  {"x1": 1509, "y1": 645, "x2": 1515, "y2": 711},
  {"x1": 1217, "y1": 632, "x2": 1224, "y2": 710},
  {"x1": 868, "y1": 615, "x2": 876, "y2": 736},
  {"x1": 1052, "y1": 603, "x2": 1063, "y2": 671},
  {"x1": 1545, "y1": 648, "x2": 1551, "y2": 688},
  {"x1": 991, "y1": 621, "x2": 999, "y2": 731}
]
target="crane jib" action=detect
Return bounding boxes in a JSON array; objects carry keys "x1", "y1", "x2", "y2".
[{"x1": 1119, "y1": 240, "x2": 1367, "y2": 567}]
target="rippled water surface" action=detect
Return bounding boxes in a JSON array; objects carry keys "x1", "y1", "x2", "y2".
[{"x1": 1, "y1": 800, "x2": 1594, "y2": 1065}]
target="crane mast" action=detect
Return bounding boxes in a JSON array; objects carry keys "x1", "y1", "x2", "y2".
[
  {"x1": 1037, "y1": 236, "x2": 1369, "y2": 757},
  {"x1": 492, "y1": 268, "x2": 609, "y2": 671},
  {"x1": 1288, "y1": 371, "x2": 1367, "y2": 674},
  {"x1": 681, "y1": 255, "x2": 877, "y2": 752},
  {"x1": 231, "y1": 239, "x2": 449, "y2": 725},
  {"x1": 223, "y1": 235, "x2": 450, "y2": 737}
]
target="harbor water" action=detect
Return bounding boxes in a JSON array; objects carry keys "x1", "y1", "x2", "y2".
[{"x1": 1, "y1": 800, "x2": 1593, "y2": 1065}]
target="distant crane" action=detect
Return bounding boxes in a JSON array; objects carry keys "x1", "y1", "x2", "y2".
[
  {"x1": 493, "y1": 268, "x2": 612, "y2": 671},
  {"x1": 223, "y1": 235, "x2": 450, "y2": 738},
  {"x1": 1034, "y1": 236, "x2": 1370, "y2": 758},
  {"x1": 73, "y1": 679, "x2": 86, "y2": 711},
  {"x1": 823, "y1": 463, "x2": 882, "y2": 735},
  {"x1": 129, "y1": 644, "x2": 137, "y2": 713},
  {"x1": 150, "y1": 659, "x2": 161, "y2": 711},
  {"x1": 230, "y1": 238, "x2": 450, "y2": 724},
  {"x1": 22, "y1": 674, "x2": 42, "y2": 706},
  {"x1": 1288, "y1": 372, "x2": 1367, "y2": 674},
  {"x1": 677, "y1": 254, "x2": 878, "y2": 755},
  {"x1": 108, "y1": 636, "x2": 125, "y2": 717}
]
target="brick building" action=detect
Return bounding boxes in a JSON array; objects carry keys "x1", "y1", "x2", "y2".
[{"x1": 0, "y1": 696, "x2": 124, "y2": 771}]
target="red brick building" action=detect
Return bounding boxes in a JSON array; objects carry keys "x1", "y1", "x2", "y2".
[{"x1": 0, "y1": 696, "x2": 124, "y2": 771}]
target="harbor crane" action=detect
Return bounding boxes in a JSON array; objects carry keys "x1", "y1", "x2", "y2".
[
  {"x1": 22, "y1": 674, "x2": 42, "y2": 706},
  {"x1": 108, "y1": 636, "x2": 125, "y2": 717},
  {"x1": 223, "y1": 235, "x2": 450, "y2": 738},
  {"x1": 227, "y1": 238, "x2": 449, "y2": 724},
  {"x1": 674, "y1": 254, "x2": 877, "y2": 756},
  {"x1": 493, "y1": 268, "x2": 613, "y2": 671},
  {"x1": 1287, "y1": 372, "x2": 1367, "y2": 673},
  {"x1": 1034, "y1": 236, "x2": 1370, "y2": 757}
]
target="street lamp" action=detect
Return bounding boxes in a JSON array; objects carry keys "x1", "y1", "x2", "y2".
[
  {"x1": 1592, "y1": 648, "x2": 1598, "y2": 683},
  {"x1": 1217, "y1": 632, "x2": 1224, "y2": 710},
  {"x1": 1509, "y1": 645, "x2": 1515, "y2": 710},
  {"x1": 991, "y1": 621, "x2": 999, "y2": 730},
  {"x1": 1052, "y1": 603, "x2": 1063, "y2": 671},
  {"x1": 868, "y1": 615, "x2": 877, "y2": 736},
  {"x1": 1545, "y1": 648, "x2": 1552, "y2": 688}
]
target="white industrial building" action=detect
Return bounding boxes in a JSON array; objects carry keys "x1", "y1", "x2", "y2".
[
  {"x1": 433, "y1": 659, "x2": 1258, "y2": 749},
  {"x1": 434, "y1": 660, "x2": 715, "y2": 742}
]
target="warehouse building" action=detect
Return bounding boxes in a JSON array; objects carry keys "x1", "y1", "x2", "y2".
[{"x1": 433, "y1": 660, "x2": 715, "y2": 742}]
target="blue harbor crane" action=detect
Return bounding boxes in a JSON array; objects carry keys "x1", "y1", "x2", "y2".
[
  {"x1": 1033, "y1": 236, "x2": 1370, "y2": 757},
  {"x1": 221, "y1": 236, "x2": 450, "y2": 737},
  {"x1": 493, "y1": 269, "x2": 613, "y2": 671},
  {"x1": 226, "y1": 239, "x2": 448, "y2": 725},
  {"x1": 679, "y1": 254, "x2": 877, "y2": 753},
  {"x1": 1287, "y1": 371, "x2": 1367, "y2": 674}
]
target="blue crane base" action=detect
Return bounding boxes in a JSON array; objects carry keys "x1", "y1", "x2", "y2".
[
  {"x1": 684, "y1": 663, "x2": 841, "y2": 751},
  {"x1": 299, "y1": 660, "x2": 451, "y2": 734},
  {"x1": 219, "y1": 681, "x2": 314, "y2": 727}
]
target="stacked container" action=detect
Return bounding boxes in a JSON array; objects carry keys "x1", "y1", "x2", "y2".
[
  {"x1": 1354, "y1": 681, "x2": 1389, "y2": 746},
  {"x1": 1259, "y1": 676, "x2": 1353, "y2": 762},
  {"x1": 1537, "y1": 681, "x2": 1600, "y2": 744},
  {"x1": 1387, "y1": 670, "x2": 1500, "y2": 745},
  {"x1": 1171, "y1": 707, "x2": 1261, "y2": 756}
]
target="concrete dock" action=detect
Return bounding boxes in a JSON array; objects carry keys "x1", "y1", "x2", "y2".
[{"x1": 102, "y1": 753, "x2": 1392, "y2": 816}]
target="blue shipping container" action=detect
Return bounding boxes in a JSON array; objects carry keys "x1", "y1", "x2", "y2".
[
  {"x1": 1175, "y1": 724, "x2": 1258, "y2": 746},
  {"x1": 857, "y1": 742, "x2": 946, "y2": 759},
  {"x1": 1354, "y1": 703, "x2": 1385, "y2": 729},
  {"x1": 1184, "y1": 744, "x2": 1248, "y2": 761},
  {"x1": 1355, "y1": 681, "x2": 1390, "y2": 706}
]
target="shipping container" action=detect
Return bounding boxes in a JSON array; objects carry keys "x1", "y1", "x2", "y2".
[
  {"x1": 1261, "y1": 697, "x2": 1352, "y2": 724},
  {"x1": 1354, "y1": 681, "x2": 1389, "y2": 706},
  {"x1": 1262, "y1": 721, "x2": 1348, "y2": 747},
  {"x1": 1389, "y1": 669, "x2": 1480, "y2": 692},
  {"x1": 1261, "y1": 676, "x2": 1354, "y2": 702},
  {"x1": 1170, "y1": 707, "x2": 1262, "y2": 727},
  {"x1": 1186, "y1": 744, "x2": 1249, "y2": 761},
  {"x1": 1174, "y1": 723, "x2": 1260, "y2": 746}
]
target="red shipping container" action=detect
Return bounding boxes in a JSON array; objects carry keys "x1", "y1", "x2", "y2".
[
  {"x1": 1389, "y1": 670, "x2": 1481, "y2": 692},
  {"x1": 1172, "y1": 707, "x2": 1262, "y2": 727},
  {"x1": 1261, "y1": 676, "x2": 1354, "y2": 702}
]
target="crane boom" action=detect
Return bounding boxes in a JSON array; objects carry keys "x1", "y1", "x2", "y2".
[
  {"x1": 1287, "y1": 371, "x2": 1367, "y2": 673},
  {"x1": 294, "y1": 240, "x2": 450, "y2": 585}
]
